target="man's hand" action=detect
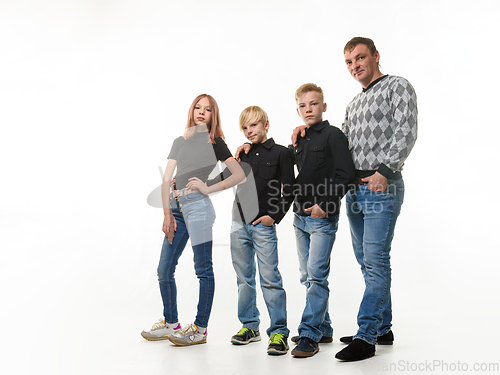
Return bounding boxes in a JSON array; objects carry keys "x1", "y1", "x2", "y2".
[
  {"x1": 291, "y1": 125, "x2": 307, "y2": 146},
  {"x1": 235, "y1": 143, "x2": 251, "y2": 161},
  {"x1": 186, "y1": 177, "x2": 209, "y2": 194},
  {"x1": 304, "y1": 204, "x2": 326, "y2": 218},
  {"x1": 252, "y1": 215, "x2": 275, "y2": 226},
  {"x1": 361, "y1": 172, "x2": 388, "y2": 192},
  {"x1": 163, "y1": 211, "x2": 177, "y2": 244}
]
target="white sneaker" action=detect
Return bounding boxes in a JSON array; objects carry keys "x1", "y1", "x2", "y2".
[
  {"x1": 141, "y1": 319, "x2": 181, "y2": 341},
  {"x1": 168, "y1": 323, "x2": 207, "y2": 346}
]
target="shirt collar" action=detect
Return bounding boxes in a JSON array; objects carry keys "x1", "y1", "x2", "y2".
[
  {"x1": 362, "y1": 74, "x2": 389, "y2": 93},
  {"x1": 307, "y1": 120, "x2": 329, "y2": 133},
  {"x1": 251, "y1": 137, "x2": 275, "y2": 150}
]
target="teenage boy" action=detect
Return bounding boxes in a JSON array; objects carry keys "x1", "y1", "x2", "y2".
[
  {"x1": 286, "y1": 83, "x2": 355, "y2": 358},
  {"x1": 230, "y1": 106, "x2": 295, "y2": 355}
]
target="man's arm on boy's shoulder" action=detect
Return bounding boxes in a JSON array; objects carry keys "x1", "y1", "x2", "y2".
[
  {"x1": 317, "y1": 128, "x2": 356, "y2": 212},
  {"x1": 268, "y1": 148, "x2": 295, "y2": 224}
]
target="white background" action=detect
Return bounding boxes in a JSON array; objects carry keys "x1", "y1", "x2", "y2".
[{"x1": 1, "y1": 1, "x2": 499, "y2": 374}]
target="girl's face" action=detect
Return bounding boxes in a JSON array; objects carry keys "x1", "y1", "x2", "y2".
[{"x1": 193, "y1": 97, "x2": 212, "y2": 126}]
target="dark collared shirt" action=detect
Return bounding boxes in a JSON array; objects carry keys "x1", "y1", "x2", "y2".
[
  {"x1": 288, "y1": 120, "x2": 356, "y2": 216},
  {"x1": 234, "y1": 138, "x2": 295, "y2": 224}
]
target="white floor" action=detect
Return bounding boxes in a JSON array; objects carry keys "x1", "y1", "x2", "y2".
[{"x1": 2, "y1": 201, "x2": 499, "y2": 375}]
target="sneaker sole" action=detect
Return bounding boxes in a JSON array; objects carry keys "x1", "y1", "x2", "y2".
[
  {"x1": 267, "y1": 348, "x2": 288, "y2": 355},
  {"x1": 141, "y1": 332, "x2": 173, "y2": 341},
  {"x1": 168, "y1": 337, "x2": 208, "y2": 346},
  {"x1": 291, "y1": 347, "x2": 319, "y2": 357},
  {"x1": 231, "y1": 336, "x2": 261, "y2": 345}
]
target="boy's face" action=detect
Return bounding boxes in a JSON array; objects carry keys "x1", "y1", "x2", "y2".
[
  {"x1": 242, "y1": 120, "x2": 269, "y2": 144},
  {"x1": 296, "y1": 91, "x2": 327, "y2": 127}
]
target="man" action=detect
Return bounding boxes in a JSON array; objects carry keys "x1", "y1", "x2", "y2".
[{"x1": 334, "y1": 37, "x2": 418, "y2": 361}]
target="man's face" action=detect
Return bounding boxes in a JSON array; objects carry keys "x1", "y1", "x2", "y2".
[
  {"x1": 344, "y1": 43, "x2": 380, "y2": 88},
  {"x1": 296, "y1": 91, "x2": 326, "y2": 127}
]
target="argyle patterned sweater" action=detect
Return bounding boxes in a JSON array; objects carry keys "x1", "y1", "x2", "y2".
[{"x1": 342, "y1": 75, "x2": 418, "y2": 179}]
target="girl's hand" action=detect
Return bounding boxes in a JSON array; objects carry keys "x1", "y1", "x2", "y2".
[
  {"x1": 186, "y1": 177, "x2": 209, "y2": 194},
  {"x1": 163, "y1": 211, "x2": 177, "y2": 243}
]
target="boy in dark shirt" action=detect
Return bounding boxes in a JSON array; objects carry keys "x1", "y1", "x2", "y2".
[
  {"x1": 229, "y1": 106, "x2": 294, "y2": 355},
  {"x1": 288, "y1": 83, "x2": 355, "y2": 357}
]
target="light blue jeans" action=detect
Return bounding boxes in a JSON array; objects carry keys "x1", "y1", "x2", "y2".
[
  {"x1": 346, "y1": 179, "x2": 405, "y2": 345},
  {"x1": 293, "y1": 213, "x2": 339, "y2": 342},
  {"x1": 157, "y1": 192, "x2": 216, "y2": 328},
  {"x1": 230, "y1": 221, "x2": 289, "y2": 337}
]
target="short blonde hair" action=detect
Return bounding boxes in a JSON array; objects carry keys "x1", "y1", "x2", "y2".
[
  {"x1": 295, "y1": 83, "x2": 324, "y2": 104},
  {"x1": 239, "y1": 106, "x2": 269, "y2": 131}
]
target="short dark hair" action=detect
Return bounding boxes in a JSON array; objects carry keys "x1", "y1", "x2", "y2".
[{"x1": 344, "y1": 37, "x2": 377, "y2": 55}]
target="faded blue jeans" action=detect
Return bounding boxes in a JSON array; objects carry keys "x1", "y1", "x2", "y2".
[
  {"x1": 346, "y1": 179, "x2": 405, "y2": 345},
  {"x1": 157, "y1": 192, "x2": 216, "y2": 328},
  {"x1": 293, "y1": 213, "x2": 339, "y2": 342},
  {"x1": 230, "y1": 221, "x2": 289, "y2": 337}
]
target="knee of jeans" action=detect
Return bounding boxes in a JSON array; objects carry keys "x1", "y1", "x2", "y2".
[
  {"x1": 195, "y1": 262, "x2": 214, "y2": 279},
  {"x1": 363, "y1": 260, "x2": 391, "y2": 281},
  {"x1": 157, "y1": 265, "x2": 174, "y2": 283},
  {"x1": 307, "y1": 263, "x2": 330, "y2": 282}
]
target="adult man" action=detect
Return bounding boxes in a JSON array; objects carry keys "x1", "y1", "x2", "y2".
[{"x1": 334, "y1": 37, "x2": 418, "y2": 361}]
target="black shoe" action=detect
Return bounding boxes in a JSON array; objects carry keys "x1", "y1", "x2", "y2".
[
  {"x1": 291, "y1": 337, "x2": 319, "y2": 357},
  {"x1": 335, "y1": 338, "x2": 375, "y2": 361},
  {"x1": 339, "y1": 330, "x2": 394, "y2": 345},
  {"x1": 267, "y1": 333, "x2": 288, "y2": 355},
  {"x1": 291, "y1": 335, "x2": 333, "y2": 344},
  {"x1": 231, "y1": 327, "x2": 261, "y2": 345}
]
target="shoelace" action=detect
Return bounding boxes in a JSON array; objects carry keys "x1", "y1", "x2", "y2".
[
  {"x1": 152, "y1": 319, "x2": 166, "y2": 330},
  {"x1": 269, "y1": 333, "x2": 285, "y2": 345},
  {"x1": 178, "y1": 323, "x2": 197, "y2": 334},
  {"x1": 236, "y1": 327, "x2": 251, "y2": 335}
]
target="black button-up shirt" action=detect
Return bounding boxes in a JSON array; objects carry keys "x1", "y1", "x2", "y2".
[
  {"x1": 289, "y1": 120, "x2": 355, "y2": 216},
  {"x1": 233, "y1": 138, "x2": 295, "y2": 224}
]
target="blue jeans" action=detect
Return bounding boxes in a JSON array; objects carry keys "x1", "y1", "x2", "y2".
[
  {"x1": 157, "y1": 192, "x2": 216, "y2": 328},
  {"x1": 346, "y1": 179, "x2": 405, "y2": 345},
  {"x1": 293, "y1": 213, "x2": 339, "y2": 342},
  {"x1": 230, "y1": 221, "x2": 289, "y2": 337}
]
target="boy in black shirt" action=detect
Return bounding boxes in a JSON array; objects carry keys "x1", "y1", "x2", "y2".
[
  {"x1": 288, "y1": 83, "x2": 355, "y2": 357},
  {"x1": 229, "y1": 106, "x2": 294, "y2": 355}
]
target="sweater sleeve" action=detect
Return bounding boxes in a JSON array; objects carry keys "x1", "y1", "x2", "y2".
[{"x1": 378, "y1": 78, "x2": 418, "y2": 178}]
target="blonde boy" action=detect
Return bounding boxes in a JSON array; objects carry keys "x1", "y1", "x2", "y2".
[{"x1": 229, "y1": 106, "x2": 294, "y2": 355}]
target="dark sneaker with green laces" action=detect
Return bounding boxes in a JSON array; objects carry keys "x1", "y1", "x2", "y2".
[
  {"x1": 231, "y1": 328, "x2": 261, "y2": 345},
  {"x1": 267, "y1": 333, "x2": 288, "y2": 355},
  {"x1": 291, "y1": 337, "x2": 319, "y2": 357}
]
